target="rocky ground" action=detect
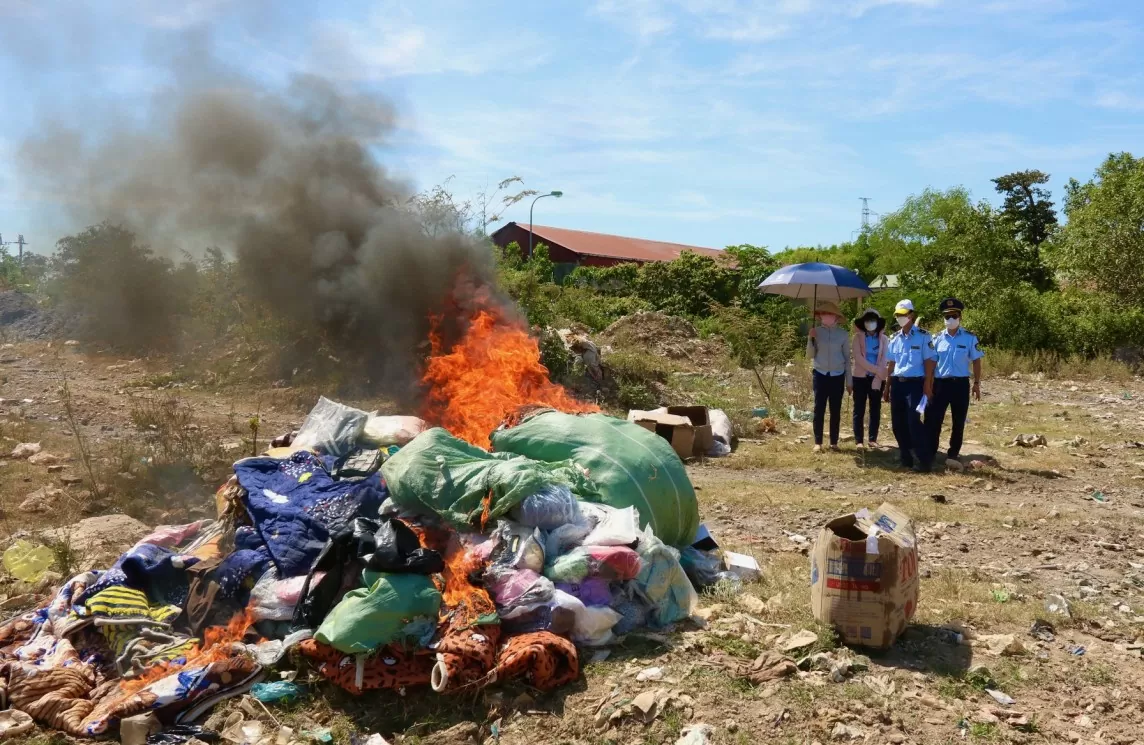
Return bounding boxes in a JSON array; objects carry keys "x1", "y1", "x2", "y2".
[{"x1": 1, "y1": 337, "x2": 1143, "y2": 745}]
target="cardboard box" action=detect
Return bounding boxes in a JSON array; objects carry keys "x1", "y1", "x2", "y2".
[
  {"x1": 665, "y1": 406, "x2": 714, "y2": 457},
  {"x1": 628, "y1": 410, "x2": 695, "y2": 460},
  {"x1": 810, "y1": 503, "x2": 919, "y2": 649}
]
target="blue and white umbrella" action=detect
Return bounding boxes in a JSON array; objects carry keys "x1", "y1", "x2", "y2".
[{"x1": 757, "y1": 262, "x2": 872, "y2": 304}]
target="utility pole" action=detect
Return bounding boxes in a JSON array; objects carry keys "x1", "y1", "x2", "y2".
[
  {"x1": 15, "y1": 235, "x2": 25, "y2": 265},
  {"x1": 859, "y1": 197, "x2": 872, "y2": 233}
]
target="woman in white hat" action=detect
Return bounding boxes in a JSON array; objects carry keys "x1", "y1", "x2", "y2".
[{"x1": 807, "y1": 301, "x2": 851, "y2": 452}]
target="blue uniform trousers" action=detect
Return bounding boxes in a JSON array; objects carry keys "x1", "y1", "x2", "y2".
[
  {"x1": 928, "y1": 377, "x2": 970, "y2": 459},
  {"x1": 890, "y1": 376, "x2": 931, "y2": 468}
]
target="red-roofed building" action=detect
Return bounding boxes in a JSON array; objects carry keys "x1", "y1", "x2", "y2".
[{"x1": 490, "y1": 222, "x2": 725, "y2": 267}]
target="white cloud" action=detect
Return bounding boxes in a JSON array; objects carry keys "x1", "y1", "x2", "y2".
[
  {"x1": 848, "y1": 0, "x2": 943, "y2": 17},
  {"x1": 306, "y1": 15, "x2": 547, "y2": 81},
  {"x1": 703, "y1": 17, "x2": 790, "y2": 41},
  {"x1": 132, "y1": 0, "x2": 237, "y2": 29},
  {"x1": 903, "y1": 133, "x2": 1108, "y2": 170},
  {"x1": 1095, "y1": 91, "x2": 1144, "y2": 111},
  {"x1": 591, "y1": 0, "x2": 673, "y2": 38}
]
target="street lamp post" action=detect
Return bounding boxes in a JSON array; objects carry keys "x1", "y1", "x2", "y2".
[{"x1": 529, "y1": 190, "x2": 563, "y2": 260}]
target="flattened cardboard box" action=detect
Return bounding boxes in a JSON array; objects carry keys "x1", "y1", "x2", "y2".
[{"x1": 810, "y1": 503, "x2": 919, "y2": 649}]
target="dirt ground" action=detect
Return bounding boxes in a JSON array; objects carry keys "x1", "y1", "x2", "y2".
[{"x1": 2, "y1": 339, "x2": 1143, "y2": 745}]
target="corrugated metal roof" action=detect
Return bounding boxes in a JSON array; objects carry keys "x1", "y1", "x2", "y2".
[{"x1": 501, "y1": 222, "x2": 725, "y2": 263}]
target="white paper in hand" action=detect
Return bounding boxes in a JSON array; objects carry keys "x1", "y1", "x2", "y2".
[{"x1": 915, "y1": 394, "x2": 928, "y2": 414}]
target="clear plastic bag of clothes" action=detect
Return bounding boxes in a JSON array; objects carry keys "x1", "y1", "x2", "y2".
[
  {"x1": 489, "y1": 520, "x2": 545, "y2": 573},
  {"x1": 579, "y1": 503, "x2": 642, "y2": 547},
  {"x1": 514, "y1": 484, "x2": 582, "y2": 530},
  {"x1": 292, "y1": 397, "x2": 368, "y2": 457},
  {"x1": 485, "y1": 566, "x2": 554, "y2": 609},
  {"x1": 679, "y1": 548, "x2": 724, "y2": 589},
  {"x1": 553, "y1": 589, "x2": 622, "y2": 646},
  {"x1": 544, "y1": 545, "x2": 641, "y2": 583},
  {"x1": 633, "y1": 527, "x2": 699, "y2": 627},
  {"x1": 544, "y1": 520, "x2": 593, "y2": 558}
]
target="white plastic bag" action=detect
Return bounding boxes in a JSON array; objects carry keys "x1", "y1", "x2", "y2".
[
  {"x1": 553, "y1": 589, "x2": 622, "y2": 646},
  {"x1": 708, "y1": 409, "x2": 733, "y2": 455},
  {"x1": 292, "y1": 397, "x2": 368, "y2": 457},
  {"x1": 580, "y1": 503, "x2": 642, "y2": 547},
  {"x1": 361, "y1": 415, "x2": 428, "y2": 447}
]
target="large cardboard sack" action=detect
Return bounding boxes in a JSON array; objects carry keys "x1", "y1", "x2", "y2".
[{"x1": 810, "y1": 503, "x2": 919, "y2": 649}]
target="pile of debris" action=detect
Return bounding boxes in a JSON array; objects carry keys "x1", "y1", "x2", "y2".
[{"x1": 0, "y1": 396, "x2": 736, "y2": 742}]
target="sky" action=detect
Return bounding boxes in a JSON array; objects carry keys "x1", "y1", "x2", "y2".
[{"x1": 1, "y1": 0, "x2": 1143, "y2": 254}]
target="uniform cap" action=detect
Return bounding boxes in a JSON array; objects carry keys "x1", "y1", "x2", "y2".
[
  {"x1": 940, "y1": 297, "x2": 965, "y2": 313},
  {"x1": 893, "y1": 299, "x2": 915, "y2": 316}
]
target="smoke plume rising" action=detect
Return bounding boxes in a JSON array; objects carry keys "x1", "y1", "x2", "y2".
[{"x1": 20, "y1": 58, "x2": 504, "y2": 395}]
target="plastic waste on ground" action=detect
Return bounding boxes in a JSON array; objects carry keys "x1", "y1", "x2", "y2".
[
  {"x1": 490, "y1": 410, "x2": 700, "y2": 547},
  {"x1": 145, "y1": 725, "x2": 221, "y2": 744},
  {"x1": 514, "y1": 484, "x2": 582, "y2": 530},
  {"x1": 787, "y1": 405, "x2": 813, "y2": 422},
  {"x1": 707, "y1": 409, "x2": 733, "y2": 457},
  {"x1": 679, "y1": 547, "x2": 725, "y2": 589},
  {"x1": 0, "y1": 710, "x2": 34, "y2": 740},
  {"x1": 251, "y1": 680, "x2": 305, "y2": 703},
  {"x1": 292, "y1": 397, "x2": 369, "y2": 458},
  {"x1": 2, "y1": 540, "x2": 55, "y2": 583},
  {"x1": 360, "y1": 415, "x2": 428, "y2": 448}
]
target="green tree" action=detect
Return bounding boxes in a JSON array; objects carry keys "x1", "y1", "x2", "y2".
[
  {"x1": 992, "y1": 170, "x2": 1058, "y2": 248},
  {"x1": 49, "y1": 222, "x2": 182, "y2": 349},
  {"x1": 1053, "y1": 153, "x2": 1144, "y2": 305},
  {"x1": 632, "y1": 251, "x2": 737, "y2": 317}
]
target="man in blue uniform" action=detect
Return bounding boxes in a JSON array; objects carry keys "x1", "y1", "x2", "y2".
[
  {"x1": 882, "y1": 299, "x2": 936, "y2": 472},
  {"x1": 927, "y1": 297, "x2": 984, "y2": 464}
]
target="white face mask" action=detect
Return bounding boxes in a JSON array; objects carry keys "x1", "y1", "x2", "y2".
[
  {"x1": 864, "y1": 320, "x2": 878, "y2": 332},
  {"x1": 945, "y1": 317, "x2": 960, "y2": 330},
  {"x1": 895, "y1": 315, "x2": 910, "y2": 328}
]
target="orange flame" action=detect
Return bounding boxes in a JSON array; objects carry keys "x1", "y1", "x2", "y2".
[
  {"x1": 422, "y1": 309, "x2": 596, "y2": 448},
  {"x1": 418, "y1": 527, "x2": 494, "y2": 627},
  {"x1": 119, "y1": 609, "x2": 257, "y2": 694}
]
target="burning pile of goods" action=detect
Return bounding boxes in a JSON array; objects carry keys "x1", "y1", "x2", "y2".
[{"x1": 0, "y1": 311, "x2": 731, "y2": 741}]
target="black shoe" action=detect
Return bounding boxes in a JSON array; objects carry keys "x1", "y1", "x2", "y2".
[
  {"x1": 912, "y1": 463, "x2": 932, "y2": 473},
  {"x1": 899, "y1": 460, "x2": 914, "y2": 470}
]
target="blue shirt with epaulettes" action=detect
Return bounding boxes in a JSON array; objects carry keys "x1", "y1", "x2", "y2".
[
  {"x1": 933, "y1": 328, "x2": 984, "y2": 378},
  {"x1": 887, "y1": 325, "x2": 936, "y2": 378}
]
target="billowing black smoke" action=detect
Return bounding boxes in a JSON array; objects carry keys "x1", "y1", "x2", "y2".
[{"x1": 20, "y1": 68, "x2": 504, "y2": 394}]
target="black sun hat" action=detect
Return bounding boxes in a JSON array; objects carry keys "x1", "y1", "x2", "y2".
[{"x1": 854, "y1": 307, "x2": 885, "y2": 333}]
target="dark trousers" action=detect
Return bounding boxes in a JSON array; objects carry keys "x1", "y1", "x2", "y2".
[
  {"x1": 852, "y1": 376, "x2": 882, "y2": 444},
  {"x1": 812, "y1": 371, "x2": 845, "y2": 445},
  {"x1": 890, "y1": 377, "x2": 931, "y2": 468},
  {"x1": 928, "y1": 377, "x2": 970, "y2": 459}
]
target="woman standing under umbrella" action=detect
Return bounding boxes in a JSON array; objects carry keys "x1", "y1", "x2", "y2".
[
  {"x1": 807, "y1": 301, "x2": 851, "y2": 453},
  {"x1": 849, "y1": 308, "x2": 888, "y2": 450}
]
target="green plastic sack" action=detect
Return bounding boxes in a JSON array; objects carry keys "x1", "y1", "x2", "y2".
[
  {"x1": 380, "y1": 428, "x2": 595, "y2": 531},
  {"x1": 3, "y1": 540, "x2": 55, "y2": 583},
  {"x1": 315, "y1": 572, "x2": 441, "y2": 654},
  {"x1": 490, "y1": 412, "x2": 699, "y2": 547}
]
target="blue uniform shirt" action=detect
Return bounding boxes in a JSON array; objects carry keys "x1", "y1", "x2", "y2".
[
  {"x1": 933, "y1": 328, "x2": 984, "y2": 378},
  {"x1": 863, "y1": 335, "x2": 880, "y2": 367},
  {"x1": 887, "y1": 325, "x2": 936, "y2": 378}
]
